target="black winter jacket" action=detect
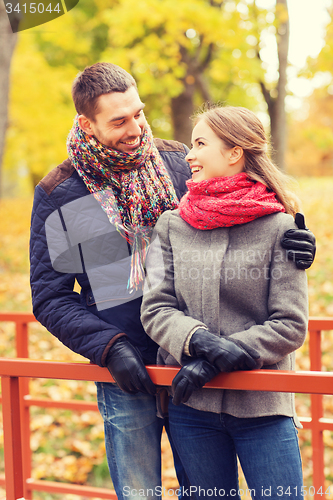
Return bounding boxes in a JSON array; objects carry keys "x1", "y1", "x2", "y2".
[{"x1": 30, "y1": 138, "x2": 190, "y2": 367}]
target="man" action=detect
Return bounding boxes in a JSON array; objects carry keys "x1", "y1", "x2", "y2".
[{"x1": 30, "y1": 62, "x2": 315, "y2": 499}]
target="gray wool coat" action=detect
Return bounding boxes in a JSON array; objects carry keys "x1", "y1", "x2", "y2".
[{"x1": 141, "y1": 209, "x2": 308, "y2": 426}]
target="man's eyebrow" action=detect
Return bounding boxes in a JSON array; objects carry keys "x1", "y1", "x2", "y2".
[{"x1": 108, "y1": 104, "x2": 146, "y2": 123}]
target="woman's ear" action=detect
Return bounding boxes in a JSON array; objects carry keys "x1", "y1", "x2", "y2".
[
  {"x1": 229, "y1": 146, "x2": 244, "y2": 165},
  {"x1": 78, "y1": 115, "x2": 94, "y2": 136}
]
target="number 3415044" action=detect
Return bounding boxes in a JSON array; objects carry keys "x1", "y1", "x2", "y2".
[{"x1": 5, "y1": 2, "x2": 61, "y2": 13}]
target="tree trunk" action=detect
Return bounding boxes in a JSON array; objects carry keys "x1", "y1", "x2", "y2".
[
  {"x1": 270, "y1": 0, "x2": 289, "y2": 171},
  {"x1": 0, "y1": 3, "x2": 19, "y2": 197},
  {"x1": 171, "y1": 79, "x2": 196, "y2": 147}
]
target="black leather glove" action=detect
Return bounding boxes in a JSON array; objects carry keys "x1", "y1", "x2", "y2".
[
  {"x1": 189, "y1": 328, "x2": 260, "y2": 372},
  {"x1": 281, "y1": 213, "x2": 316, "y2": 270},
  {"x1": 106, "y1": 337, "x2": 156, "y2": 395},
  {"x1": 172, "y1": 358, "x2": 219, "y2": 405}
]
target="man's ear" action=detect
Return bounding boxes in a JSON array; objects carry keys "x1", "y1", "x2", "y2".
[
  {"x1": 229, "y1": 146, "x2": 244, "y2": 165},
  {"x1": 78, "y1": 115, "x2": 94, "y2": 136}
]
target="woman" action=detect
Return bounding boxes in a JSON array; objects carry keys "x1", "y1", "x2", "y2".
[{"x1": 141, "y1": 106, "x2": 308, "y2": 499}]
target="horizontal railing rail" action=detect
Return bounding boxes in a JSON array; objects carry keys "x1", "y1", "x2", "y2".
[
  {"x1": 1, "y1": 358, "x2": 333, "y2": 392},
  {"x1": 0, "y1": 313, "x2": 333, "y2": 500}
]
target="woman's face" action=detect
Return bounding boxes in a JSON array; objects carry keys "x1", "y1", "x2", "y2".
[{"x1": 185, "y1": 119, "x2": 244, "y2": 183}]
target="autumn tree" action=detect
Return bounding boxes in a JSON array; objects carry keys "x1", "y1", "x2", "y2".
[
  {"x1": 32, "y1": 0, "x2": 291, "y2": 161},
  {"x1": 0, "y1": 2, "x2": 20, "y2": 197},
  {"x1": 32, "y1": 0, "x2": 267, "y2": 139},
  {"x1": 305, "y1": 4, "x2": 333, "y2": 78},
  {"x1": 287, "y1": 88, "x2": 333, "y2": 176},
  {"x1": 4, "y1": 0, "x2": 294, "y2": 191},
  {"x1": 248, "y1": 0, "x2": 289, "y2": 170},
  {"x1": 113, "y1": 0, "x2": 290, "y2": 160},
  {"x1": 287, "y1": 5, "x2": 333, "y2": 176},
  {"x1": 3, "y1": 35, "x2": 77, "y2": 193}
]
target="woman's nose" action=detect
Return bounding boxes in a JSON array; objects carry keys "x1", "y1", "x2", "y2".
[{"x1": 185, "y1": 149, "x2": 194, "y2": 162}]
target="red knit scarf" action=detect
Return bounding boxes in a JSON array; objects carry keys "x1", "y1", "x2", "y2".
[{"x1": 178, "y1": 172, "x2": 285, "y2": 230}]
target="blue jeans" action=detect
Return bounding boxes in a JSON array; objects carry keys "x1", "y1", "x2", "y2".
[
  {"x1": 96, "y1": 382, "x2": 191, "y2": 500},
  {"x1": 168, "y1": 400, "x2": 303, "y2": 500}
]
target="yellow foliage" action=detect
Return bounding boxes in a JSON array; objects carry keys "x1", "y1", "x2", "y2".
[
  {"x1": 3, "y1": 37, "x2": 77, "y2": 194},
  {"x1": 306, "y1": 7, "x2": 333, "y2": 76},
  {"x1": 2, "y1": 0, "x2": 288, "y2": 197},
  {"x1": 100, "y1": 0, "x2": 265, "y2": 110},
  {"x1": 287, "y1": 90, "x2": 333, "y2": 176}
]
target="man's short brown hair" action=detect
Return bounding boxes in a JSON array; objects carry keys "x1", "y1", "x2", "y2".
[{"x1": 72, "y1": 62, "x2": 137, "y2": 121}]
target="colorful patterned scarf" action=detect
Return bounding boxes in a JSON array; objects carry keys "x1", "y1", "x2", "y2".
[
  {"x1": 67, "y1": 116, "x2": 179, "y2": 291},
  {"x1": 178, "y1": 172, "x2": 285, "y2": 230}
]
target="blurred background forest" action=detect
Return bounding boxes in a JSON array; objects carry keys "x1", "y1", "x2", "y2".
[
  {"x1": 1, "y1": 0, "x2": 333, "y2": 498},
  {"x1": 2, "y1": 0, "x2": 333, "y2": 193}
]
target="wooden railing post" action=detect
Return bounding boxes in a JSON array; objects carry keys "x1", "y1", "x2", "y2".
[
  {"x1": 309, "y1": 328, "x2": 325, "y2": 498},
  {"x1": 1, "y1": 314, "x2": 333, "y2": 499},
  {"x1": 1, "y1": 375, "x2": 25, "y2": 500},
  {"x1": 16, "y1": 320, "x2": 32, "y2": 499},
  {"x1": 15, "y1": 320, "x2": 29, "y2": 359}
]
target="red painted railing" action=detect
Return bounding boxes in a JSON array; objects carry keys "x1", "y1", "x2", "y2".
[{"x1": 0, "y1": 313, "x2": 333, "y2": 500}]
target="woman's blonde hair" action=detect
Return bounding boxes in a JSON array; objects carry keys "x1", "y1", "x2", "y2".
[{"x1": 194, "y1": 105, "x2": 299, "y2": 216}]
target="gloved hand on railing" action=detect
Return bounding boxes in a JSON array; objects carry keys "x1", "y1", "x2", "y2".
[
  {"x1": 189, "y1": 328, "x2": 260, "y2": 372},
  {"x1": 172, "y1": 357, "x2": 219, "y2": 405},
  {"x1": 106, "y1": 337, "x2": 156, "y2": 395}
]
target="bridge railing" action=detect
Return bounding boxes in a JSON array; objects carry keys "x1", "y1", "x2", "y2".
[{"x1": 0, "y1": 313, "x2": 333, "y2": 500}]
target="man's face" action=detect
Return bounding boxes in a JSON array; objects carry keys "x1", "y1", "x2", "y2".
[{"x1": 79, "y1": 86, "x2": 147, "y2": 153}]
